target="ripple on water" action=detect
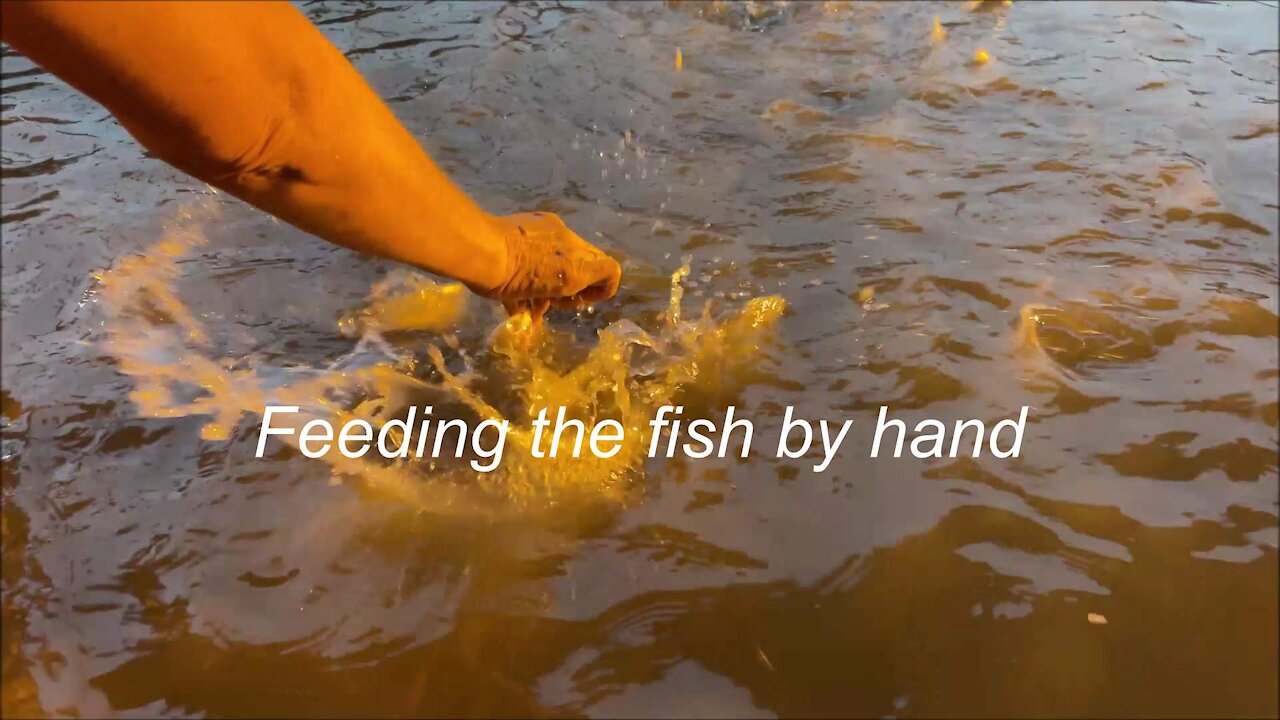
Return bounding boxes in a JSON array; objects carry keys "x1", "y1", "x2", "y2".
[{"x1": 1, "y1": 0, "x2": 1277, "y2": 715}]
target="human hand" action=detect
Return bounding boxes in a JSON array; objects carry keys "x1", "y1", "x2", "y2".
[{"x1": 479, "y1": 212, "x2": 622, "y2": 322}]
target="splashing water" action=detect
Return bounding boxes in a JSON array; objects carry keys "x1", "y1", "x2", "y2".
[{"x1": 97, "y1": 205, "x2": 787, "y2": 516}]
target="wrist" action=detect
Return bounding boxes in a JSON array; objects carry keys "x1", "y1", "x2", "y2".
[{"x1": 461, "y1": 213, "x2": 513, "y2": 297}]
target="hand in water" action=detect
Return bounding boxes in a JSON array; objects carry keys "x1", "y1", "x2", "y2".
[
  {"x1": 483, "y1": 212, "x2": 622, "y2": 322},
  {"x1": 1, "y1": 6, "x2": 622, "y2": 322}
]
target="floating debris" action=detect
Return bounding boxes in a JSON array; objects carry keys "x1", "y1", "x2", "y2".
[
  {"x1": 1087, "y1": 613, "x2": 1108, "y2": 625},
  {"x1": 756, "y1": 644, "x2": 775, "y2": 672},
  {"x1": 675, "y1": 46, "x2": 683, "y2": 71}
]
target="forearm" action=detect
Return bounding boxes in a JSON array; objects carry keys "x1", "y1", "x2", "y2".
[{"x1": 1, "y1": 1, "x2": 507, "y2": 291}]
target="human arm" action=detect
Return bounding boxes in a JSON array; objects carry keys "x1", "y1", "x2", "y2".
[{"x1": 0, "y1": 0, "x2": 620, "y2": 312}]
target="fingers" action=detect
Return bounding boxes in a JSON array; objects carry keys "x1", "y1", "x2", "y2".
[
  {"x1": 529, "y1": 298, "x2": 551, "y2": 324},
  {"x1": 503, "y1": 298, "x2": 551, "y2": 324},
  {"x1": 565, "y1": 256, "x2": 622, "y2": 300},
  {"x1": 548, "y1": 256, "x2": 620, "y2": 309},
  {"x1": 583, "y1": 256, "x2": 622, "y2": 302}
]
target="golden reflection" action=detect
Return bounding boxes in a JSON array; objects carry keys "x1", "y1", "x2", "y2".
[{"x1": 98, "y1": 205, "x2": 786, "y2": 513}]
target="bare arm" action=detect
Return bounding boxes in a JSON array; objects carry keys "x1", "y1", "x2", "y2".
[{"x1": 1, "y1": 0, "x2": 620, "y2": 312}]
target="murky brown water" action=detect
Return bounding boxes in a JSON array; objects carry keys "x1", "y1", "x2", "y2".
[{"x1": 3, "y1": 1, "x2": 1278, "y2": 717}]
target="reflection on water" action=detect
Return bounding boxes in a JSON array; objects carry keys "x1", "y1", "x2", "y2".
[{"x1": 2, "y1": 1, "x2": 1277, "y2": 716}]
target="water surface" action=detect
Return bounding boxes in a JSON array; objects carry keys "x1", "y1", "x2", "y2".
[{"x1": 3, "y1": 1, "x2": 1278, "y2": 717}]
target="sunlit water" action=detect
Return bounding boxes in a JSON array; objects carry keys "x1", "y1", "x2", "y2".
[
  {"x1": 3, "y1": 1, "x2": 1277, "y2": 717},
  {"x1": 96, "y1": 202, "x2": 786, "y2": 512}
]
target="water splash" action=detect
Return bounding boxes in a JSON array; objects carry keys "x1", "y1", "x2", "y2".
[{"x1": 97, "y1": 206, "x2": 787, "y2": 515}]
